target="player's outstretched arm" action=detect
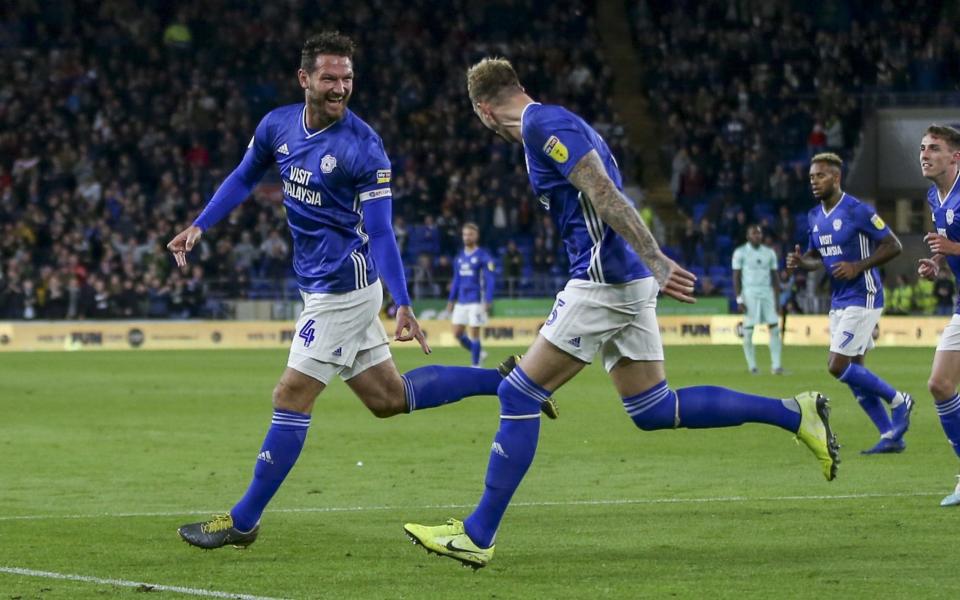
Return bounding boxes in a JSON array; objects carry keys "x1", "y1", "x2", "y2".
[
  {"x1": 567, "y1": 149, "x2": 696, "y2": 303},
  {"x1": 362, "y1": 197, "x2": 430, "y2": 354},
  {"x1": 167, "y1": 123, "x2": 273, "y2": 267}
]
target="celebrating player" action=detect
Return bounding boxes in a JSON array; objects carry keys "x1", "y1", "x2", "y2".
[
  {"x1": 446, "y1": 223, "x2": 495, "y2": 367},
  {"x1": 916, "y1": 125, "x2": 960, "y2": 505},
  {"x1": 166, "y1": 33, "x2": 553, "y2": 551},
  {"x1": 732, "y1": 224, "x2": 784, "y2": 374},
  {"x1": 402, "y1": 58, "x2": 839, "y2": 569},
  {"x1": 786, "y1": 153, "x2": 913, "y2": 455}
]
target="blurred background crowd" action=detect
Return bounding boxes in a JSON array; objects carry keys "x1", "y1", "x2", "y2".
[{"x1": 1, "y1": 0, "x2": 958, "y2": 319}]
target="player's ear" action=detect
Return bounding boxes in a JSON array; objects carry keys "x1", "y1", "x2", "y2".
[{"x1": 297, "y1": 69, "x2": 309, "y2": 90}]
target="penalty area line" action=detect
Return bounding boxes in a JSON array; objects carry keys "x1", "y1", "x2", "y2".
[
  {"x1": 0, "y1": 566, "x2": 287, "y2": 600},
  {"x1": 0, "y1": 491, "x2": 942, "y2": 522}
]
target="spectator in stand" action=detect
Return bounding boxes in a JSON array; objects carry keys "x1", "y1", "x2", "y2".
[
  {"x1": 502, "y1": 240, "x2": 523, "y2": 297},
  {"x1": 698, "y1": 218, "x2": 718, "y2": 268},
  {"x1": 531, "y1": 235, "x2": 555, "y2": 296},
  {"x1": 935, "y1": 271, "x2": 956, "y2": 316},
  {"x1": 680, "y1": 218, "x2": 699, "y2": 267},
  {"x1": 886, "y1": 274, "x2": 914, "y2": 315}
]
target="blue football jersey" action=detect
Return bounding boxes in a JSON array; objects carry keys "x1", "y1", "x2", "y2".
[
  {"x1": 520, "y1": 103, "x2": 651, "y2": 284},
  {"x1": 927, "y1": 172, "x2": 960, "y2": 313},
  {"x1": 806, "y1": 193, "x2": 891, "y2": 309},
  {"x1": 450, "y1": 248, "x2": 496, "y2": 304},
  {"x1": 244, "y1": 104, "x2": 392, "y2": 293}
]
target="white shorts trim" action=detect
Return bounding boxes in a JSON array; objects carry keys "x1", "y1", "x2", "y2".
[
  {"x1": 828, "y1": 306, "x2": 882, "y2": 356},
  {"x1": 937, "y1": 313, "x2": 960, "y2": 352},
  {"x1": 539, "y1": 277, "x2": 664, "y2": 372},
  {"x1": 287, "y1": 280, "x2": 391, "y2": 384},
  {"x1": 451, "y1": 302, "x2": 488, "y2": 327}
]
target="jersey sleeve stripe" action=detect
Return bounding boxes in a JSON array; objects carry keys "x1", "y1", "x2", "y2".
[{"x1": 359, "y1": 188, "x2": 392, "y2": 202}]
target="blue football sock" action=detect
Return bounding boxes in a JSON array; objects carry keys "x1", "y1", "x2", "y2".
[
  {"x1": 937, "y1": 394, "x2": 960, "y2": 460},
  {"x1": 838, "y1": 363, "x2": 896, "y2": 403},
  {"x1": 457, "y1": 333, "x2": 472, "y2": 351},
  {"x1": 623, "y1": 380, "x2": 801, "y2": 433},
  {"x1": 851, "y1": 384, "x2": 892, "y2": 437},
  {"x1": 471, "y1": 339, "x2": 483, "y2": 366},
  {"x1": 231, "y1": 409, "x2": 310, "y2": 532},
  {"x1": 401, "y1": 365, "x2": 502, "y2": 412},
  {"x1": 463, "y1": 367, "x2": 544, "y2": 548}
]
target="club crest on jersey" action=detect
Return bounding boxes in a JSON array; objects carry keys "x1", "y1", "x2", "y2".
[
  {"x1": 948, "y1": 209, "x2": 955, "y2": 225},
  {"x1": 870, "y1": 214, "x2": 886, "y2": 229},
  {"x1": 543, "y1": 135, "x2": 569, "y2": 163},
  {"x1": 320, "y1": 154, "x2": 337, "y2": 174},
  {"x1": 832, "y1": 218, "x2": 842, "y2": 231}
]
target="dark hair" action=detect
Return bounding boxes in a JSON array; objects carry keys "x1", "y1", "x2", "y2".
[
  {"x1": 301, "y1": 32, "x2": 355, "y2": 71},
  {"x1": 926, "y1": 124, "x2": 960, "y2": 151}
]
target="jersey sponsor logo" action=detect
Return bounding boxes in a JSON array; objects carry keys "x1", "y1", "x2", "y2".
[
  {"x1": 284, "y1": 166, "x2": 322, "y2": 206},
  {"x1": 277, "y1": 143, "x2": 290, "y2": 155},
  {"x1": 320, "y1": 154, "x2": 337, "y2": 173},
  {"x1": 376, "y1": 169, "x2": 391, "y2": 184},
  {"x1": 832, "y1": 218, "x2": 842, "y2": 231},
  {"x1": 948, "y1": 209, "x2": 955, "y2": 225},
  {"x1": 543, "y1": 135, "x2": 569, "y2": 163},
  {"x1": 870, "y1": 214, "x2": 886, "y2": 230},
  {"x1": 487, "y1": 261, "x2": 496, "y2": 271}
]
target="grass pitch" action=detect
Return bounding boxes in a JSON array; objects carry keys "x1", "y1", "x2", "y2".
[{"x1": 0, "y1": 344, "x2": 956, "y2": 599}]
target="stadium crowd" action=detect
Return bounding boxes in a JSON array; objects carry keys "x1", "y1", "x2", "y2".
[
  {"x1": 0, "y1": 0, "x2": 625, "y2": 319},
  {"x1": 1, "y1": 0, "x2": 958, "y2": 320}
]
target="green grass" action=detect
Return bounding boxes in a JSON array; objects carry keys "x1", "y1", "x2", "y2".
[{"x1": 0, "y1": 345, "x2": 954, "y2": 599}]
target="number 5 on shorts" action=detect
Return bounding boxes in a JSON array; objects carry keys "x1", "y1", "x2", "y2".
[{"x1": 545, "y1": 298, "x2": 566, "y2": 326}]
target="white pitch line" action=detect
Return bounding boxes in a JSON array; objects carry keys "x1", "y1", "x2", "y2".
[
  {"x1": 0, "y1": 566, "x2": 287, "y2": 600},
  {"x1": 0, "y1": 491, "x2": 941, "y2": 522}
]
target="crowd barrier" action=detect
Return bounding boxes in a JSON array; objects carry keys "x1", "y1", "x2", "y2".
[{"x1": 0, "y1": 315, "x2": 951, "y2": 352}]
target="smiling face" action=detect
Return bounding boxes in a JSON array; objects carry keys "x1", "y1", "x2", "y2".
[
  {"x1": 299, "y1": 55, "x2": 353, "y2": 124},
  {"x1": 919, "y1": 134, "x2": 960, "y2": 182}
]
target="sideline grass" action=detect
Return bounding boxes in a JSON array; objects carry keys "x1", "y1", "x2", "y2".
[{"x1": 0, "y1": 345, "x2": 953, "y2": 598}]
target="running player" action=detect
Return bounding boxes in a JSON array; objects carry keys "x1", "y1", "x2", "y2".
[
  {"x1": 732, "y1": 224, "x2": 784, "y2": 374},
  {"x1": 167, "y1": 34, "x2": 546, "y2": 550},
  {"x1": 916, "y1": 124, "x2": 960, "y2": 505},
  {"x1": 402, "y1": 57, "x2": 839, "y2": 569},
  {"x1": 786, "y1": 153, "x2": 913, "y2": 455},
  {"x1": 446, "y1": 223, "x2": 495, "y2": 367}
]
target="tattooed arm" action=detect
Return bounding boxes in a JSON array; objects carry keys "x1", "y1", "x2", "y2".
[{"x1": 567, "y1": 149, "x2": 696, "y2": 302}]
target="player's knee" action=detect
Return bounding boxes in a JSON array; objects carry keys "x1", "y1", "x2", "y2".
[
  {"x1": 929, "y1": 376, "x2": 956, "y2": 402},
  {"x1": 272, "y1": 380, "x2": 313, "y2": 413},
  {"x1": 827, "y1": 359, "x2": 847, "y2": 379}
]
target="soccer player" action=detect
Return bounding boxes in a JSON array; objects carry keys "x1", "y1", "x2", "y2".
[
  {"x1": 402, "y1": 58, "x2": 839, "y2": 569},
  {"x1": 786, "y1": 153, "x2": 913, "y2": 455},
  {"x1": 732, "y1": 224, "x2": 784, "y2": 374},
  {"x1": 165, "y1": 33, "x2": 554, "y2": 550},
  {"x1": 915, "y1": 124, "x2": 960, "y2": 505},
  {"x1": 446, "y1": 223, "x2": 495, "y2": 367}
]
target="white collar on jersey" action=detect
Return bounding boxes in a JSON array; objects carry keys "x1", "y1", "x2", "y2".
[
  {"x1": 937, "y1": 170, "x2": 960, "y2": 206},
  {"x1": 301, "y1": 105, "x2": 339, "y2": 139},
  {"x1": 820, "y1": 192, "x2": 847, "y2": 218}
]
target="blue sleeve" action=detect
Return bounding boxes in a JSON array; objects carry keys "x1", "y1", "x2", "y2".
[
  {"x1": 483, "y1": 252, "x2": 496, "y2": 304},
  {"x1": 522, "y1": 108, "x2": 595, "y2": 178},
  {"x1": 855, "y1": 203, "x2": 892, "y2": 243},
  {"x1": 355, "y1": 135, "x2": 393, "y2": 204},
  {"x1": 193, "y1": 116, "x2": 274, "y2": 231},
  {"x1": 448, "y1": 261, "x2": 460, "y2": 302},
  {"x1": 363, "y1": 197, "x2": 411, "y2": 306},
  {"x1": 805, "y1": 211, "x2": 816, "y2": 254}
]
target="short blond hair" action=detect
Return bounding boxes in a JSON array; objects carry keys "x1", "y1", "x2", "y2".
[
  {"x1": 466, "y1": 57, "x2": 522, "y2": 104},
  {"x1": 811, "y1": 152, "x2": 843, "y2": 170}
]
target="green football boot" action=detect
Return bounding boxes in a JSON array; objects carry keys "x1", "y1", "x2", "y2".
[
  {"x1": 794, "y1": 391, "x2": 840, "y2": 481},
  {"x1": 404, "y1": 518, "x2": 494, "y2": 569},
  {"x1": 177, "y1": 513, "x2": 259, "y2": 549}
]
